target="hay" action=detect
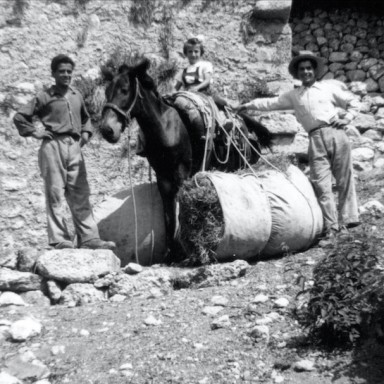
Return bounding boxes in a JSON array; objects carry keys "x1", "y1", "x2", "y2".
[
  {"x1": 178, "y1": 174, "x2": 224, "y2": 266},
  {"x1": 238, "y1": 152, "x2": 295, "y2": 175}
]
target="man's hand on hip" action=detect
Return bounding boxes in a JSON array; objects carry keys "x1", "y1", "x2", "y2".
[{"x1": 31, "y1": 131, "x2": 54, "y2": 140}]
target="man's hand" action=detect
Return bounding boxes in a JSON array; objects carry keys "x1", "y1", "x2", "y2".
[
  {"x1": 234, "y1": 104, "x2": 249, "y2": 113},
  {"x1": 331, "y1": 118, "x2": 350, "y2": 129},
  {"x1": 31, "y1": 131, "x2": 54, "y2": 140},
  {"x1": 80, "y1": 132, "x2": 90, "y2": 147},
  {"x1": 188, "y1": 86, "x2": 200, "y2": 92}
]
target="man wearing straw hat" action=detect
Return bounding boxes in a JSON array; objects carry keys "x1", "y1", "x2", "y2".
[{"x1": 236, "y1": 51, "x2": 360, "y2": 244}]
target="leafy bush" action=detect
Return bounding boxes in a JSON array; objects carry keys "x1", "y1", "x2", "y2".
[
  {"x1": 296, "y1": 230, "x2": 384, "y2": 347},
  {"x1": 238, "y1": 78, "x2": 275, "y2": 104},
  {"x1": 129, "y1": 0, "x2": 155, "y2": 26}
]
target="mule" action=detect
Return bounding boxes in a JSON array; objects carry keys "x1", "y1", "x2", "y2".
[{"x1": 99, "y1": 59, "x2": 272, "y2": 259}]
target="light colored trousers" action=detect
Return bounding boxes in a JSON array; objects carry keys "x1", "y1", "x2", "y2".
[
  {"x1": 38, "y1": 135, "x2": 99, "y2": 246},
  {"x1": 308, "y1": 127, "x2": 359, "y2": 232}
]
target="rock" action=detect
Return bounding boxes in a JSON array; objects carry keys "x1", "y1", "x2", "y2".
[
  {"x1": 0, "y1": 372, "x2": 22, "y2": 384},
  {"x1": 60, "y1": 283, "x2": 106, "y2": 306},
  {"x1": 80, "y1": 329, "x2": 90, "y2": 337},
  {"x1": 202, "y1": 306, "x2": 224, "y2": 316},
  {"x1": 109, "y1": 294, "x2": 126, "y2": 302},
  {"x1": 373, "y1": 158, "x2": 384, "y2": 169},
  {"x1": 123, "y1": 262, "x2": 143, "y2": 275},
  {"x1": 360, "y1": 58, "x2": 378, "y2": 71},
  {"x1": 4, "y1": 353, "x2": 50, "y2": 381},
  {"x1": 172, "y1": 260, "x2": 249, "y2": 289},
  {"x1": 9, "y1": 317, "x2": 42, "y2": 341},
  {"x1": 19, "y1": 291, "x2": 51, "y2": 307},
  {"x1": 258, "y1": 112, "x2": 300, "y2": 136},
  {"x1": 51, "y1": 345, "x2": 65, "y2": 355},
  {"x1": 329, "y1": 52, "x2": 349, "y2": 63},
  {"x1": 255, "y1": 317, "x2": 274, "y2": 325},
  {"x1": 293, "y1": 359, "x2": 316, "y2": 372},
  {"x1": 250, "y1": 325, "x2": 270, "y2": 339},
  {"x1": 211, "y1": 315, "x2": 231, "y2": 330},
  {"x1": 252, "y1": 294, "x2": 269, "y2": 303},
  {"x1": 144, "y1": 315, "x2": 162, "y2": 326},
  {"x1": 0, "y1": 292, "x2": 26, "y2": 307},
  {"x1": 211, "y1": 295, "x2": 229, "y2": 306},
  {"x1": 362, "y1": 129, "x2": 382, "y2": 141},
  {"x1": 359, "y1": 200, "x2": 384, "y2": 217},
  {"x1": 353, "y1": 113, "x2": 376, "y2": 131},
  {"x1": 0, "y1": 249, "x2": 17, "y2": 269},
  {"x1": 17, "y1": 248, "x2": 40, "y2": 272},
  {"x1": 94, "y1": 273, "x2": 115, "y2": 288},
  {"x1": 0, "y1": 268, "x2": 44, "y2": 292},
  {"x1": 352, "y1": 147, "x2": 375, "y2": 162},
  {"x1": 379, "y1": 76, "x2": 384, "y2": 93},
  {"x1": 274, "y1": 297, "x2": 290, "y2": 308},
  {"x1": 108, "y1": 268, "x2": 172, "y2": 297},
  {"x1": 365, "y1": 78, "x2": 379, "y2": 93},
  {"x1": 46, "y1": 280, "x2": 62, "y2": 303},
  {"x1": 346, "y1": 70, "x2": 366, "y2": 82},
  {"x1": 36, "y1": 249, "x2": 120, "y2": 284}
]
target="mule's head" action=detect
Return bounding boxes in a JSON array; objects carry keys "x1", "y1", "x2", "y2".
[{"x1": 100, "y1": 59, "x2": 151, "y2": 143}]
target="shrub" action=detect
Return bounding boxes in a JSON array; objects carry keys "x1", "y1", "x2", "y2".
[
  {"x1": 129, "y1": 0, "x2": 155, "y2": 26},
  {"x1": 296, "y1": 230, "x2": 384, "y2": 347}
]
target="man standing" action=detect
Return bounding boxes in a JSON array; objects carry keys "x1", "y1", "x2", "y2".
[
  {"x1": 237, "y1": 51, "x2": 360, "y2": 242},
  {"x1": 13, "y1": 54, "x2": 115, "y2": 250}
]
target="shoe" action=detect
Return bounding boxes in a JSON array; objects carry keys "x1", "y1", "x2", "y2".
[
  {"x1": 345, "y1": 221, "x2": 361, "y2": 229},
  {"x1": 80, "y1": 239, "x2": 116, "y2": 250},
  {"x1": 54, "y1": 241, "x2": 75, "y2": 250}
]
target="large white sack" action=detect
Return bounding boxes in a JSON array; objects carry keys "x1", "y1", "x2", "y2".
[
  {"x1": 260, "y1": 165, "x2": 324, "y2": 256},
  {"x1": 93, "y1": 183, "x2": 166, "y2": 266},
  {"x1": 206, "y1": 172, "x2": 272, "y2": 259},
  {"x1": 205, "y1": 165, "x2": 323, "y2": 260}
]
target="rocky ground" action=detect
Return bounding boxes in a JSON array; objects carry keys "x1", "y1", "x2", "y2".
[{"x1": 1, "y1": 170, "x2": 384, "y2": 384}]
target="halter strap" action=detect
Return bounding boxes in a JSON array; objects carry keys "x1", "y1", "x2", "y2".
[{"x1": 102, "y1": 77, "x2": 142, "y2": 124}]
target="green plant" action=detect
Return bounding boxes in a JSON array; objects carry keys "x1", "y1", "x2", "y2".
[
  {"x1": 237, "y1": 78, "x2": 275, "y2": 104},
  {"x1": 158, "y1": 4, "x2": 174, "y2": 59},
  {"x1": 13, "y1": 0, "x2": 29, "y2": 17},
  {"x1": 296, "y1": 230, "x2": 384, "y2": 347},
  {"x1": 76, "y1": 25, "x2": 89, "y2": 48}
]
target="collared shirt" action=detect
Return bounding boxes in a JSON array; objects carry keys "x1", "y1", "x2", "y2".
[
  {"x1": 13, "y1": 85, "x2": 92, "y2": 138},
  {"x1": 245, "y1": 81, "x2": 360, "y2": 133},
  {"x1": 176, "y1": 60, "x2": 213, "y2": 89}
]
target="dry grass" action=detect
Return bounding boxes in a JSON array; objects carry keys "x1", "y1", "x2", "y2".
[{"x1": 178, "y1": 174, "x2": 224, "y2": 266}]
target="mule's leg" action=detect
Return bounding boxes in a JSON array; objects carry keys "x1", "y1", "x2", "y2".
[{"x1": 157, "y1": 178, "x2": 177, "y2": 261}]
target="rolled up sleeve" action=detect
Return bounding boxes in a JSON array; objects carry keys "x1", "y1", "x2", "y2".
[
  {"x1": 13, "y1": 98, "x2": 39, "y2": 137},
  {"x1": 245, "y1": 92, "x2": 294, "y2": 111}
]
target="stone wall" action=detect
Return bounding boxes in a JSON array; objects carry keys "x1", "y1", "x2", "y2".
[
  {"x1": 0, "y1": 0, "x2": 292, "y2": 253},
  {"x1": 291, "y1": 8, "x2": 384, "y2": 92}
]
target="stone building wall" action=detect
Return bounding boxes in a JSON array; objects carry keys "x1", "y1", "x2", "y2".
[
  {"x1": 291, "y1": 8, "x2": 384, "y2": 92},
  {"x1": 0, "y1": 0, "x2": 292, "y2": 253}
]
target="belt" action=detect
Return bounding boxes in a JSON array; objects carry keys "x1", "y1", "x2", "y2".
[
  {"x1": 308, "y1": 123, "x2": 331, "y2": 135},
  {"x1": 52, "y1": 132, "x2": 81, "y2": 140}
]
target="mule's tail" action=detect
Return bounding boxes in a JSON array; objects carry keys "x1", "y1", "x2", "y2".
[{"x1": 238, "y1": 112, "x2": 273, "y2": 150}]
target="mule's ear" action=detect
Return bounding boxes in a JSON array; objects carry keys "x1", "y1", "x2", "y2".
[
  {"x1": 100, "y1": 65, "x2": 114, "y2": 82},
  {"x1": 135, "y1": 58, "x2": 151, "y2": 77},
  {"x1": 118, "y1": 64, "x2": 130, "y2": 75}
]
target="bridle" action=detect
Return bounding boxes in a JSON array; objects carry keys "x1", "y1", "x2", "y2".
[{"x1": 102, "y1": 77, "x2": 143, "y2": 126}]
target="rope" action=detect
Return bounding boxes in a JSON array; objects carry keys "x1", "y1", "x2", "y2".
[{"x1": 127, "y1": 127, "x2": 139, "y2": 264}]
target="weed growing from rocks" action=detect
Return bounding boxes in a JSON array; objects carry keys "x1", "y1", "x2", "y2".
[
  {"x1": 129, "y1": 0, "x2": 155, "y2": 26},
  {"x1": 296, "y1": 229, "x2": 384, "y2": 347}
]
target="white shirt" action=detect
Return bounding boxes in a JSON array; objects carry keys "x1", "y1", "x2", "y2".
[
  {"x1": 245, "y1": 81, "x2": 360, "y2": 133},
  {"x1": 176, "y1": 60, "x2": 213, "y2": 87}
]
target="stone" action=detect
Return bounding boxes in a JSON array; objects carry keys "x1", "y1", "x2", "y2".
[
  {"x1": 0, "y1": 268, "x2": 43, "y2": 292},
  {"x1": 293, "y1": 360, "x2": 316, "y2": 372},
  {"x1": 202, "y1": 306, "x2": 224, "y2": 316},
  {"x1": 211, "y1": 315, "x2": 231, "y2": 330},
  {"x1": 0, "y1": 249, "x2": 17, "y2": 270},
  {"x1": 171, "y1": 260, "x2": 249, "y2": 289},
  {"x1": 378, "y1": 76, "x2": 384, "y2": 93},
  {"x1": 60, "y1": 283, "x2": 106, "y2": 306},
  {"x1": 329, "y1": 63, "x2": 343, "y2": 73},
  {"x1": 19, "y1": 291, "x2": 51, "y2": 307},
  {"x1": 353, "y1": 113, "x2": 376, "y2": 131},
  {"x1": 257, "y1": 113, "x2": 300, "y2": 136},
  {"x1": 211, "y1": 295, "x2": 229, "y2": 306},
  {"x1": 362, "y1": 130, "x2": 382, "y2": 141},
  {"x1": 46, "y1": 280, "x2": 62, "y2": 303},
  {"x1": 365, "y1": 78, "x2": 379, "y2": 93},
  {"x1": 0, "y1": 372, "x2": 22, "y2": 384},
  {"x1": 352, "y1": 147, "x2": 375, "y2": 162},
  {"x1": 252, "y1": 294, "x2": 269, "y2": 303},
  {"x1": 329, "y1": 52, "x2": 349, "y2": 63},
  {"x1": 0, "y1": 292, "x2": 26, "y2": 307},
  {"x1": 109, "y1": 294, "x2": 126, "y2": 302},
  {"x1": 36, "y1": 249, "x2": 120, "y2": 284},
  {"x1": 9, "y1": 317, "x2": 42, "y2": 341},
  {"x1": 359, "y1": 200, "x2": 384, "y2": 217},
  {"x1": 250, "y1": 325, "x2": 270, "y2": 339},
  {"x1": 369, "y1": 65, "x2": 384, "y2": 81},
  {"x1": 274, "y1": 297, "x2": 290, "y2": 308},
  {"x1": 253, "y1": 0, "x2": 291, "y2": 21},
  {"x1": 346, "y1": 70, "x2": 366, "y2": 82},
  {"x1": 5, "y1": 354, "x2": 50, "y2": 381},
  {"x1": 17, "y1": 248, "x2": 39, "y2": 272},
  {"x1": 360, "y1": 58, "x2": 378, "y2": 71},
  {"x1": 373, "y1": 158, "x2": 384, "y2": 169},
  {"x1": 354, "y1": 161, "x2": 373, "y2": 172},
  {"x1": 94, "y1": 274, "x2": 115, "y2": 288},
  {"x1": 350, "y1": 51, "x2": 364, "y2": 62},
  {"x1": 144, "y1": 315, "x2": 162, "y2": 326},
  {"x1": 123, "y1": 262, "x2": 143, "y2": 275}
]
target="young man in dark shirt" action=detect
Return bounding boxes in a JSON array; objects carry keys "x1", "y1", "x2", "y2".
[{"x1": 13, "y1": 54, "x2": 115, "y2": 250}]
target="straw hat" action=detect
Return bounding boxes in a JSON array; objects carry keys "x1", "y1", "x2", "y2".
[{"x1": 288, "y1": 51, "x2": 325, "y2": 80}]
